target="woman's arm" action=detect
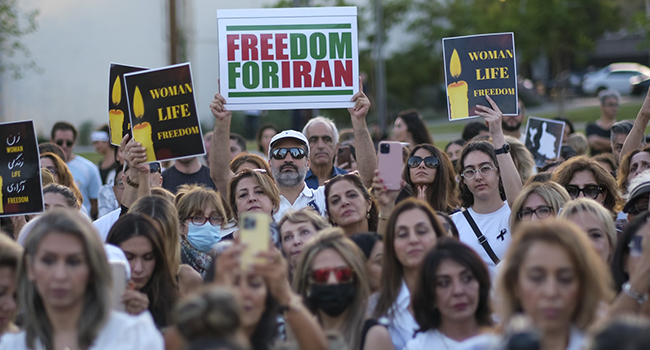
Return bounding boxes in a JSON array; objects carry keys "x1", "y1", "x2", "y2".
[
  {"x1": 348, "y1": 80, "x2": 377, "y2": 188},
  {"x1": 621, "y1": 89, "x2": 650, "y2": 161},
  {"x1": 208, "y1": 92, "x2": 236, "y2": 199},
  {"x1": 371, "y1": 170, "x2": 403, "y2": 236},
  {"x1": 119, "y1": 135, "x2": 152, "y2": 209},
  {"x1": 475, "y1": 96, "x2": 522, "y2": 207},
  {"x1": 363, "y1": 325, "x2": 395, "y2": 350}
]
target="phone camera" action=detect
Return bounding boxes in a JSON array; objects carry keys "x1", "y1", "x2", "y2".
[
  {"x1": 243, "y1": 217, "x2": 256, "y2": 230},
  {"x1": 380, "y1": 143, "x2": 390, "y2": 154}
]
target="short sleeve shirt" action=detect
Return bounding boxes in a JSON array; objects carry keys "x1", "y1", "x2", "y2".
[
  {"x1": 162, "y1": 165, "x2": 216, "y2": 194},
  {"x1": 586, "y1": 122, "x2": 612, "y2": 155},
  {"x1": 67, "y1": 155, "x2": 102, "y2": 212}
]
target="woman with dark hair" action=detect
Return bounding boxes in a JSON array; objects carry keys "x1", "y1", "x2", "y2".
[
  {"x1": 390, "y1": 110, "x2": 433, "y2": 149},
  {"x1": 445, "y1": 139, "x2": 465, "y2": 167},
  {"x1": 372, "y1": 198, "x2": 446, "y2": 350},
  {"x1": 551, "y1": 155, "x2": 622, "y2": 213},
  {"x1": 435, "y1": 212, "x2": 459, "y2": 238},
  {"x1": 106, "y1": 213, "x2": 179, "y2": 328},
  {"x1": 255, "y1": 123, "x2": 280, "y2": 160},
  {"x1": 405, "y1": 238, "x2": 492, "y2": 349},
  {"x1": 554, "y1": 117, "x2": 575, "y2": 146},
  {"x1": 350, "y1": 232, "x2": 383, "y2": 294},
  {"x1": 616, "y1": 145, "x2": 650, "y2": 195},
  {"x1": 451, "y1": 97, "x2": 522, "y2": 275},
  {"x1": 294, "y1": 228, "x2": 393, "y2": 350},
  {"x1": 401, "y1": 144, "x2": 458, "y2": 213},
  {"x1": 0, "y1": 234, "x2": 22, "y2": 336},
  {"x1": 325, "y1": 173, "x2": 378, "y2": 237},
  {"x1": 0, "y1": 209, "x2": 163, "y2": 349},
  {"x1": 608, "y1": 212, "x2": 650, "y2": 317}
]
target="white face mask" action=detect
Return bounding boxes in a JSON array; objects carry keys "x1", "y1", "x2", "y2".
[{"x1": 187, "y1": 223, "x2": 221, "y2": 253}]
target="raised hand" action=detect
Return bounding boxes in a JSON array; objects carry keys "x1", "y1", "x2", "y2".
[
  {"x1": 209, "y1": 92, "x2": 232, "y2": 121},
  {"x1": 121, "y1": 134, "x2": 148, "y2": 174},
  {"x1": 348, "y1": 76, "x2": 371, "y2": 120},
  {"x1": 250, "y1": 247, "x2": 294, "y2": 305},
  {"x1": 475, "y1": 95, "x2": 504, "y2": 137}
]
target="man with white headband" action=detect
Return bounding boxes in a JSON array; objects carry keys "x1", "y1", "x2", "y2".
[{"x1": 91, "y1": 126, "x2": 119, "y2": 185}]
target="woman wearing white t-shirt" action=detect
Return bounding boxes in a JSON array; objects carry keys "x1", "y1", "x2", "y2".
[
  {"x1": 451, "y1": 96, "x2": 523, "y2": 274},
  {"x1": 405, "y1": 238, "x2": 492, "y2": 350},
  {"x1": 0, "y1": 209, "x2": 162, "y2": 350}
]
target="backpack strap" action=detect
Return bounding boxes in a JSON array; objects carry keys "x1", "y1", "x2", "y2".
[{"x1": 462, "y1": 209, "x2": 501, "y2": 265}]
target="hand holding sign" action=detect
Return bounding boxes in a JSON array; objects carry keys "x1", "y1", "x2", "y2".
[
  {"x1": 209, "y1": 92, "x2": 232, "y2": 121},
  {"x1": 475, "y1": 95, "x2": 504, "y2": 139},
  {"x1": 348, "y1": 76, "x2": 370, "y2": 120}
]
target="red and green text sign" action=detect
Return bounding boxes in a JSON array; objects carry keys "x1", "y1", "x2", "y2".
[{"x1": 217, "y1": 7, "x2": 359, "y2": 110}]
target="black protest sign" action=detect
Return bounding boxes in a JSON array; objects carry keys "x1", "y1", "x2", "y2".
[
  {"x1": 124, "y1": 63, "x2": 205, "y2": 163},
  {"x1": 443, "y1": 33, "x2": 518, "y2": 120},
  {"x1": 0, "y1": 121, "x2": 43, "y2": 217},
  {"x1": 524, "y1": 117, "x2": 565, "y2": 168},
  {"x1": 108, "y1": 63, "x2": 148, "y2": 145}
]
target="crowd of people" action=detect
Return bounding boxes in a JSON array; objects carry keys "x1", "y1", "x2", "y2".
[{"x1": 2, "y1": 86, "x2": 650, "y2": 350}]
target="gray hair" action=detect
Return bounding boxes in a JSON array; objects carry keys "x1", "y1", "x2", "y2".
[
  {"x1": 610, "y1": 120, "x2": 634, "y2": 143},
  {"x1": 598, "y1": 89, "x2": 621, "y2": 105},
  {"x1": 302, "y1": 116, "x2": 339, "y2": 145}
]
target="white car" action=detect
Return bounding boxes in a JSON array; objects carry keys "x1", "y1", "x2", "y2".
[{"x1": 582, "y1": 63, "x2": 650, "y2": 95}]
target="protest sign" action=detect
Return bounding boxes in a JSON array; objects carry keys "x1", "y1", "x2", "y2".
[
  {"x1": 217, "y1": 7, "x2": 360, "y2": 110},
  {"x1": 524, "y1": 117, "x2": 565, "y2": 168},
  {"x1": 443, "y1": 33, "x2": 518, "y2": 120},
  {"x1": 0, "y1": 120, "x2": 43, "y2": 217},
  {"x1": 108, "y1": 63, "x2": 148, "y2": 145},
  {"x1": 124, "y1": 63, "x2": 205, "y2": 163}
]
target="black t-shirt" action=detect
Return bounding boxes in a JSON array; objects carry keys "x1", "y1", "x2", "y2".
[
  {"x1": 585, "y1": 122, "x2": 612, "y2": 156},
  {"x1": 162, "y1": 165, "x2": 216, "y2": 193}
]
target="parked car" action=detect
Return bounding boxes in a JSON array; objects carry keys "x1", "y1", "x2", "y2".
[
  {"x1": 631, "y1": 74, "x2": 650, "y2": 95},
  {"x1": 582, "y1": 63, "x2": 650, "y2": 95}
]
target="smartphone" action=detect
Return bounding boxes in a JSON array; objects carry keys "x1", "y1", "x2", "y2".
[
  {"x1": 337, "y1": 146, "x2": 352, "y2": 170},
  {"x1": 110, "y1": 261, "x2": 128, "y2": 311},
  {"x1": 239, "y1": 212, "x2": 271, "y2": 271},
  {"x1": 378, "y1": 141, "x2": 403, "y2": 190}
]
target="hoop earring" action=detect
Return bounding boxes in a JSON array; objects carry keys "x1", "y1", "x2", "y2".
[{"x1": 366, "y1": 212, "x2": 371, "y2": 219}]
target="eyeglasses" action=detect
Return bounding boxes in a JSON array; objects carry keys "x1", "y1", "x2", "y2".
[
  {"x1": 187, "y1": 215, "x2": 223, "y2": 226},
  {"x1": 461, "y1": 165, "x2": 497, "y2": 180},
  {"x1": 517, "y1": 206, "x2": 553, "y2": 220},
  {"x1": 564, "y1": 185, "x2": 604, "y2": 199},
  {"x1": 55, "y1": 139, "x2": 73, "y2": 147},
  {"x1": 628, "y1": 198, "x2": 649, "y2": 215},
  {"x1": 271, "y1": 147, "x2": 307, "y2": 160},
  {"x1": 603, "y1": 103, "x2": 619, "y2": 108},
  {"x1": 309, "y1": 267, "x2": 354, "y2": 285},
  {"x1": 114, "y1": 180, "x2": 125, "y2": 190},
  {"x1": 407, "y1": 156, "x2": 439, "y2": 169}
]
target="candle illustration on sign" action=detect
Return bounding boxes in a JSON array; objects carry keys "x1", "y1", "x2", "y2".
[
  {"x1": 132, "y1": 86, "x2": 157, "y2": 162},
  {"x1": 447, "y1": 49, "x2": 469, "y2": 120},
  {"x1": 109, "y1": 77, "x2": 125, "y2": 144}
]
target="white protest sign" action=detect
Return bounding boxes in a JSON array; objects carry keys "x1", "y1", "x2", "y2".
[{"x1": 217, "y1": 7, "x2": 359, "y2": 110}]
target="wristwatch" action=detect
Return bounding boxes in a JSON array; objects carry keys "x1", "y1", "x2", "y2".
[
  {"x1": 495, "y1": 143, "x2": 511, "y2": 155},
  {"x1": 622, "y1": 282, "x2": 648, "y2": 305}
]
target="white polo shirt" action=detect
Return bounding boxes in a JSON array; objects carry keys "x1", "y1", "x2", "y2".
[{"x1": 273, "y1": 183, "x2": 327, "y2": 222}]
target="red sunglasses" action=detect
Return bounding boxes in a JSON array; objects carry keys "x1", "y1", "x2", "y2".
[{"x1": 309, "y1": 267, "x2": 354, "y2": 284}]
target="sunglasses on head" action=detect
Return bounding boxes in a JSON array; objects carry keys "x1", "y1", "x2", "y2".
[
  {"x1": 55, "y1": 139, "x2": 73, "y2": 147},
  {"x1": 149, "y1": 162, "x2": 161, "y2": 173},
  {"x1": 564, "y1": 185, "x2": 604, "y2": 200},
  {"x1": 309, "y1": 267, "x2": 354, "y2": 285},
  {"x1": 271, "y1": 147, "x2": 307, "y2": 160},
  {"x1": 407, "y1": 155, "x2": 439, "y2": 169}
]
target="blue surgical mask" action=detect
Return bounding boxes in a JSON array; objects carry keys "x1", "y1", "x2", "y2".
[{"x1": 187, "y1": 223, "x2": 221, "y2": 253}]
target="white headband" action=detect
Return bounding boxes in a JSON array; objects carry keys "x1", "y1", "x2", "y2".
[{"x1": 91, "y1": 131, "x2": 109, "y2": 142}]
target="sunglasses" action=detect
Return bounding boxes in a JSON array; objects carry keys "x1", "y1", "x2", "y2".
[
  {"x1": 564, "y1": 185, "x2": 604, "y2": 200},
  {"x1": 628, "y1": 198, "x2": 649, "y2": 215},
  {"x1": 309, "y1": 267, "x2": 354, "y2": 285},
  {"x1": 407, "y1": 155, "x2": 439, "y2": 169},
  {"x1": 271, "y1": 147, "x2": 307, "y2": 160},
  {"x1": 55, "y1": 139, "x2": 73, "y2": 147},
  {"x1": 149, "y1": 162, "x2": 161, "y2": 173}
]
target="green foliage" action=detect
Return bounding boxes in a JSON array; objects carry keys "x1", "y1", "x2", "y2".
[
  {"x1": 0, "y1": 0, "x2": 39, "y2": 79},
  {"x1": 78, "y1": 121, "x2": 95, "y2": 146}
]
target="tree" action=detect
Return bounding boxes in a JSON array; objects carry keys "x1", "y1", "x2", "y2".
[{"x1": 0, "y1": 0, "x2": 39, "y2": 79}]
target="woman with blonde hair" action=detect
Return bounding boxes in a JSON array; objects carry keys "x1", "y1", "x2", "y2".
[
  {"x1": 463, "y1": 220, "x2": 614, "y2": 350},
  {"x1": 278, "y1": 207, "x2": 330, "y2": 271},
  {"x1": 175, "y1": 184, "x2": 230, "y2": 277},
  {"x1": 509, "y1": 181, "x2": 571, "y2": 232},
  {"x1": 40, "y1": 152, "x2": 83, "y2": 209},
  {"x1": 551, "y1": 155, "x2": 622, "y2": 213},
  {"x1": 559, "y1": 198, "x2": 617, "y2": 263},
  {"x1": 0, "y1": 209, "x2": 162, "y2": 349},
  {"x1": 230, "y1": 153, "x2": 273, "y2": 178},
  {"x1": 0, "y1": 234, "x2": 22, "y2": 335},
  {"x1": 505, "y1": 136, "x2": 536, "y2": 184},
  {"x1": 130, "y1": 195, "x2": 203, "y2": 296},
  {"x1": 293, "y1": 228, "x2": 393, "y2": 350}
]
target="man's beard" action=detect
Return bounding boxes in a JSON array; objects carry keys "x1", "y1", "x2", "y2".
[
  {"x1": 502, "y1": 120, "x2": 521, "y2": 132},
  {"x1": 272, "y1": 163, "x2": 307, "y2": 188}
]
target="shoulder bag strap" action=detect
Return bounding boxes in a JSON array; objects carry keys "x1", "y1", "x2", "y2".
[{"x1": 462, "y1": 209, "x2": 501, "y2": 265}]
